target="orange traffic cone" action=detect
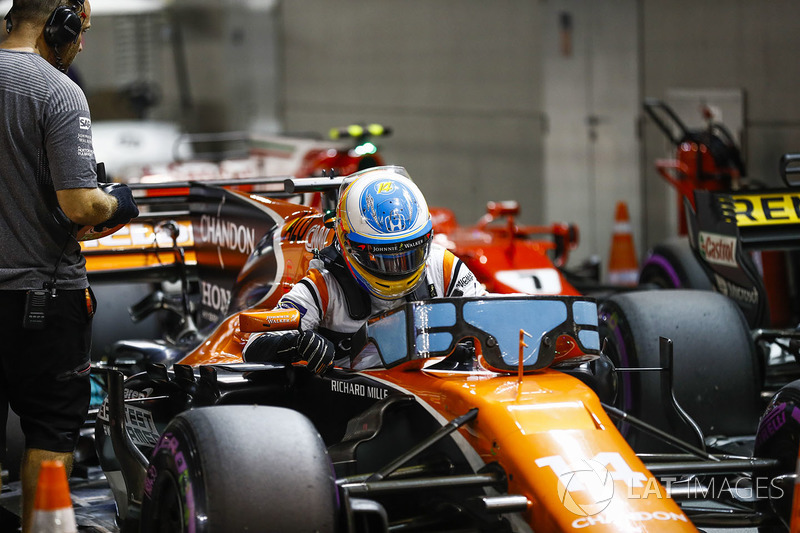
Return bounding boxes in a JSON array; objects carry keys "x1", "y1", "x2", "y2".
[
  {"x1": 31, "y1": 460, "x2": 77, "y2": 533},
  {"x1": 607, "y1": 201, "x2": 639, "y2": 286}
]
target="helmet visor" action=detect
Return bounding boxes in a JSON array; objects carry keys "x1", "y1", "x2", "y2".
[{"x1": 346, "y1": 233, "x2": 432, "y2": 276}]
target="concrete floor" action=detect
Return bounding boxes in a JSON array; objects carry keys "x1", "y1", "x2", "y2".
[{"x1": 0, "y1": 469, "x2": 764, "y2": 533}]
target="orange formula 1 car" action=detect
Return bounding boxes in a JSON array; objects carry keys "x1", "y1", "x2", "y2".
[
  {"x1": 82, "y1": 123, "x2": 595, "y2": 368},
  {"x1": 86, "y1": 176, "x2": 798, "y2": 532}
]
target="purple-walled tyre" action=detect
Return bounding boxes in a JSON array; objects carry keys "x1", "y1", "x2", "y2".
[
  {"x1": 598, "y1": 289, "x2": 760, "y2": 453},
  {"x1": 638, "y1": 237, "x2": 713, "y2": 290}
]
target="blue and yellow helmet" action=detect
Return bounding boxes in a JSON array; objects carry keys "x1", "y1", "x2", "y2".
[{"x1": 336, "y1": 166, "x2": 433, "y2": 300}]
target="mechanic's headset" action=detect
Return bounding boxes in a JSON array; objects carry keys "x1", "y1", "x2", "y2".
[
  {"x1": 44, "y1": 0, "x2": 85, "y2": 47},
  {"x1": 4, "y1": 0, "x2": 85, "y2": 46}
]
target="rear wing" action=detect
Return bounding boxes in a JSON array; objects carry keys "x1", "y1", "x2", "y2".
[
  {"x1": 83, "y1": 176, "x2": 299, "y2": 282},
  {"x1": 730, "y1": 188, "x2": 800, "y2": 248},
  {"x1": 685, "y1": 156, "x2": 800, "y2": 327},
  {"x1": 685, "y1": 190, "x2": 769, "y2": 328},
  {"x1": 728, "y1": 153, "x2": 800, "y2": 248}
]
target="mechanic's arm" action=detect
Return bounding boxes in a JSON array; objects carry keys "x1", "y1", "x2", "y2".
[
  {"x1": 57, "y1": 184, "x2": 139, "y2": 228},
  {"x1": 45, "y1": 87, "x2": 139, "y2": 229},
  {"x1": 56, "y1": 187, "x2": 115, "y2": 226}
]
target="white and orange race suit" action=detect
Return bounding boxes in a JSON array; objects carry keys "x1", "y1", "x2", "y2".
[{"x1": 244, "y1": 242, "x2": 486, "y2": 369}]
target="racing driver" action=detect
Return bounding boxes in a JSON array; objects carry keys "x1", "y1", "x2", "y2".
[{"x1": 243, "y1": 165, "x2": 486, "y2": 372}]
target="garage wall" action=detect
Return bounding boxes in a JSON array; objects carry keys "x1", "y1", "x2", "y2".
[
  {"x1": 72, "y1": 0, "x2": 800, "y2": 275},
  {"x1": 541, "y1": 1, "x2": 640, "y2": 270},
  {"x1": 76, "y1": 0, "x2": 282, "y2": 132},
  {"x1": 279, "y1": 0, "x2": 546, "y2": 230},
  {"x1": 169, "y1": 0, "x2": 282, "y2": 133},
  {"x1": 279, "y1": 0, "x2": 640, "y2": 272}
]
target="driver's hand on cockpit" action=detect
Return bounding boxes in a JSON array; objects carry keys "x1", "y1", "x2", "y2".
[
  {"x1": 295, "y1": 330, "x2": 335, "y2": 375},
  {"x1": 244, "y1": 329, "x2": 334, "y2": 375}
]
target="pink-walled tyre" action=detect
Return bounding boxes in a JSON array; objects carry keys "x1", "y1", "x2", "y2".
[{"x1": 139, "y1": 405, "x2": 338, "y2": 533}]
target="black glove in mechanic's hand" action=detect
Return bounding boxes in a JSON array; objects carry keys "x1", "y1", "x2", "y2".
[
  {"x1": 94, "y1": 183, "x2": 139, "y2": 231},
  {"x1": 295, "y1": 330, "x2": 335, "y2": 375}
]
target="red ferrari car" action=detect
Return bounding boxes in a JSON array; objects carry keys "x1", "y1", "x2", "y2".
[{"x1": 430, "y1": 201, "x2": 581, "y2": 296}]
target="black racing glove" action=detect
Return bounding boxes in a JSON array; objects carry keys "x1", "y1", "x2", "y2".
[
  {"x1": 244, "y1": 330, "x2": 334, "y2": 375},
  {"x1": 295, "y1": 330, "x2": 335, "y2": 375},
  {"x1": 94, "y1": 183, "x2": 139, "y2": 231}
]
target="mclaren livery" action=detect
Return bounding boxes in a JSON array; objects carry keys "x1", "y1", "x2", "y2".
[{"x1": 79, "y1": 170, "x2": 800, "y2": 532}]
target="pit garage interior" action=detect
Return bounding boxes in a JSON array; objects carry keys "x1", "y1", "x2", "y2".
[
  {"x1": 64, "y1": 0, "x2": 800, "y2": 270},
  {"x1": 3, "y1": 0, "x2": 800, "y2": 532}
]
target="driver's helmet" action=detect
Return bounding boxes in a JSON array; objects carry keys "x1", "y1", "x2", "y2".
[{"x1": 336, "y1": 166, "x2": 433, "y2": 300}]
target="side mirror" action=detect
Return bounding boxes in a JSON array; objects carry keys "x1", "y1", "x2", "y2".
[
  {"x1": 551, "y1": 223, "x2": 579, "y2": 267},
  {"x1": 780, "y1": 153, "x2": 800, "y2": 187},
  {"x1": 238, "y1": 309, "x2": 300, "y2": 333}
]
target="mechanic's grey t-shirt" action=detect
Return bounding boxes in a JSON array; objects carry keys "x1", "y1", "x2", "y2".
[{"x1": 0, "y1": 50, "x2": 97, "y2": 290}]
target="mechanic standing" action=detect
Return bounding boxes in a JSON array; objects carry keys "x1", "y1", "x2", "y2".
[
  {"x1": 0, "y1": 1, "x2": 139, "y2": 531},
  {"x1": 243, "y1": 165, "x2": 486, "y2": 372}
]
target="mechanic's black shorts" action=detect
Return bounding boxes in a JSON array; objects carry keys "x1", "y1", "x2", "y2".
[{"x1": 0, "y1": 288, "x2": 95, "y2": 454}]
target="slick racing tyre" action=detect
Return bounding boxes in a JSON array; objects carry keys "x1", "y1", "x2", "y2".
[
  {"x1": 139, "y1": 405, "x2": 338, "y2": 533},
  {"x1": 638, "y1": 237, "x2": 713, "y2": 290},
  {"x1": 753, "y1": 379, "x2": 800, "y2": 532},
  {"x1": 599, "y1": 289, "x2": 760, "y2": 452}
]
